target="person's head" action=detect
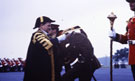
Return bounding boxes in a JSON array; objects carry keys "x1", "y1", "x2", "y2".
[
  {"x1": 33, "y1": 16, "x2": 55, "y2": 33},
  {"x1": 126, "y1": 0, "x2": 135, "y2": 11},
  {"x1": 50, "y1": 24, "x2": 59, "y2": 35},
  {"x1": 58, "y1": 30, "x2": 64, "y2": 36}
]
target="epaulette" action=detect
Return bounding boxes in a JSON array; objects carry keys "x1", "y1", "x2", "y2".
[
  {"x1": 131, "y1": 17, "x2": 135, "y2": 23},
  {"x1": 32, "y1": 30, "x2": 53, "y2": 50},
  {"x1": 128, "y1": 17, "x2": 135, "y2": 24}
]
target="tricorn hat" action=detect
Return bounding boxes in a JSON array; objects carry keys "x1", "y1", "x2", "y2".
[
  {"x1": 126, "y1": 0, "x2": 135, "y2": 2},
  {"x1": 33, "y1": 16, "x2": 55, "y2": 29}
]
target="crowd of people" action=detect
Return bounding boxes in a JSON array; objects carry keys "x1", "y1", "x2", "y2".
[{"x1": 0, "y1": 58, "x2": 25, "y2": 72}]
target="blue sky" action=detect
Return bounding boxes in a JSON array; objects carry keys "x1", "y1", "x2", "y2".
[{"x1": 0, "y1": 0, "x2": 134, "y2": 59}]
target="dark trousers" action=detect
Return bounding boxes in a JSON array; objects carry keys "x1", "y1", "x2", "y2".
[
  {"x1": 131, "y1": 65, "x2": 135, "y2": 81},
  {"x1": 62, "y1": 62, "x2": 94, "y2": 81}
]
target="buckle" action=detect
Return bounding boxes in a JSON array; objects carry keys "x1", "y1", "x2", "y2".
[
  {"x1": 128, "y1": 40, "x2": 135, "y2": 45},
  {"x1": 128, "y1": 40, "x2": 133, "y2": 44}
]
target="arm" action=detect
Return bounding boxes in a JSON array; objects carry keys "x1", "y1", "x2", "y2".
[{"x1": 109, "y1": 28, "x2": 128, "y2": 44}]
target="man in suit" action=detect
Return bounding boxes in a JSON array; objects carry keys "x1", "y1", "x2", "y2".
[{"x1": 49, "y1": 24, "x2": 60, "y2": 39}]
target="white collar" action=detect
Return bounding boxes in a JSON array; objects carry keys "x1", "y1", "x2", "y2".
[{"x1": 40, "y1": 29, "x2": 48, "y2": 35}]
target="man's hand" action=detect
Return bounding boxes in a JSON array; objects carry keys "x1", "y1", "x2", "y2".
[
  {"x1": 57, "y1": 34, "x2": 66, "y2": 43},
  {"x1": 57, "y1": 31, "x2": 73, "y2": 43},
  {"x1": 109, "y1": 29, "x2": 116, "y2": 39}
]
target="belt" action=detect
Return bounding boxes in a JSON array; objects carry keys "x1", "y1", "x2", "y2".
[{"x1": 127, "y1": 40, "x2": 135, "y2": 45}]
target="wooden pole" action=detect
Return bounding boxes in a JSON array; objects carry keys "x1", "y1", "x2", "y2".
[
  {"x1": 110, "y1": 30, "x2": 113, "y2": 81},
  {"x1": 107, "y1": 12, "x2": 117, "y2": 81}
]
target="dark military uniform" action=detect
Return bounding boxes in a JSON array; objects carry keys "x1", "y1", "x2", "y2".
[
  {"x1": 61, "y1": 32, "x2": 101, "y2": 81},
  {"x1": 23, "y1": 29, "x2": 59, "y2": 81}
]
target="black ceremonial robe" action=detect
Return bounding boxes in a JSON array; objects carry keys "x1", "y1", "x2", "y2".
[{"x1": 23, "y1": 29, "x2": 59, "y2": 81}]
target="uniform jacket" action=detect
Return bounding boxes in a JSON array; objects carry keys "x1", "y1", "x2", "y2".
[
  {"x1": 65, "y1": 33, "x2": 101, "y2": 71},
  {"x1": 23, "y1": 29, "x2": 59, "y2": 81},
  {"x1": 115, "y1": 17, "x2": 135, "y2": 65}
]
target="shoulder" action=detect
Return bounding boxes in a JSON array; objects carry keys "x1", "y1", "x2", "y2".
[
  {"x1": 32, "y1": 30, "x2": 53, "y2": 50},
  {"x1": 128, "y1": 17, "x2": 135, "y2": 23},
  {"x1": 32, "y1": 30, "x2": 49, "y2": 41},
  {"x1": 33, "y1": 30, "x2": 47, "y2": 38}
]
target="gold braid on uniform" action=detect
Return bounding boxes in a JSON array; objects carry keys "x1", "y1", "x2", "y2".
[
  {"x1": 40, "y1": 16, "x2": 44, "y2": 23},
  {"x1": 48, "y1": 49, "x2": 55, "y2": 81},
  {"x1": 32, "y1": 31, "x2": 55, "y2": 81},
  {"x1": 32, "y1": 32, "x2": 53, "y2": 50},
  {"x1": 62, "y1": 26, "x2": 81, "y2": 34}
]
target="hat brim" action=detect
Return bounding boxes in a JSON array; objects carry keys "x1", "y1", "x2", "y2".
[
  {"x1": 45, "y1": 17, "x2": 55, "y2": 22},
  {"x1": 51, "y1": 24, "x2": 59, "y2": 29},
  {"x1": 48, "y1": 20, "x2": 55, "y2": 22}
]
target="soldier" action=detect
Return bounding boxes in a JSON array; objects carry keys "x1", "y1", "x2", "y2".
[
  {"x1": 49, "y1": 24, "x2": 60, "y2": 38},
  {"x1": 61, "y1": 27, "x2": 101, "y2": 81},
  {"x1": 109, "y1": 0, "x2": 135, "y2": 80},
  {"x1": 23, "y1": 16, "x2": 68, "y2": 81},
  {"x1": 0, "y1": 59, "x2": 4, "y2": 72},
  {"x1": 13, "y1": 58, "x2": 22, "y2": 72},
  {"x1": 18, "y1": 58, "x2": 25, "y2": 71},
  {"x1": 2, "y1": 58, "x2": 10, "y2": 72}
]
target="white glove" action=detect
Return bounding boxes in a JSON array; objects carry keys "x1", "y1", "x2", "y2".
[
  {"x1": 57, "y1": 34, "x2": 66, "y2": 43},
  {"x1": 133, "y1": 41, "x2": 135, "y2": 44},
  {"x1": 109, "y1": 29, "x2": 116, "y2": 38}
]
